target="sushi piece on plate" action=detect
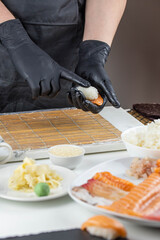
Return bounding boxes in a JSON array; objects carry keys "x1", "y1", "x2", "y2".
[
  {"x1": 93, "y1": 172, "x2": 135, "y2": 192},
  {"x1": 77, "y1": 86, "x2": 103, "y2": 106},
  {"x1": 81, "y1": 215, "x2": 127, "y2": 240},
  {"x1": 72, "y1": 171, "x2": 135, "y2": 205},
  {"x1": 99, "y1": 160, "x2": 160, "y2": 219}
]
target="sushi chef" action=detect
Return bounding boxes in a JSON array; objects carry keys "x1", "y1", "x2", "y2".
[{"x1": 0, "y1": 0, "x2": 127, "y2": 114}]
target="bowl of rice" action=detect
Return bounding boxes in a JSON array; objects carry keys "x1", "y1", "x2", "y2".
[
  {"x1": 121, "y1": 120, "x2": 160, "y2": 159},
  {"x1": 48, "y1": 144, "x2": 85, "y2": 169}
]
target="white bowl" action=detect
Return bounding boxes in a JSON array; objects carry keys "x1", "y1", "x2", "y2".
[
  {"x1": 121, "y1": 126, "x2": 160, "y2": 159},
  {"x1": 48, "y1": 144, "x2": 85, "y2": 169}
]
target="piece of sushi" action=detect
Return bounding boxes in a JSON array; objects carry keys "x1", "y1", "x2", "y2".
[
  {"x1": 81, "y1": 215, "x2": 127, "y2": 240},
  {"x1": 72, "y1": 171, "x2": 134, "y2": 204},
  {"x1": 72, "y1": 171, "x2": 135, "y2": 207},
  {"x1": 77, "y1": 86, "x2": 103, "y2": 106},
  {"x1": 93, "y1": 172, "x2": 135, "y2": 192},
  {"x1": 99, "y1": 160, "x2": 160, "y2": 218}
]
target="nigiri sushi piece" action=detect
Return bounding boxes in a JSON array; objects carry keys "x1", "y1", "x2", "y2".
[
  {"x1": 82, "y1": 172, "x2": 134, "y2": 200},
  {"x1": 93, "y1": 172, "x2": 135, "y2": 192},
  {"x1": 81, "y1": 215, "x2": 127, "y2": 240},
  {"x1": 77, "y1": 86, "x2": 103, "y2": 106},
  {"x1": 81, "y1": 178, "x2": 128, "y2": 201},
  {"x1": 72, "y1": 172, "x2": 134, "y2": 204},
  {"x1": 99, "y1": 161, "x2": 160, "y2": 218}
]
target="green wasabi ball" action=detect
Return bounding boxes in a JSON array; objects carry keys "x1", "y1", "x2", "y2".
[{"x1": 34, "y1": 183, "x2": 50, "y2": 197}]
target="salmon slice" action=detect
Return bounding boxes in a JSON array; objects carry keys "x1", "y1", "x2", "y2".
[
  {"x1": 99, "y1": 171, "x2": 160, "y2": 217},
  {"x1": 81, "y1": 215, "x2": 127, "y2": 238},
  {"x1": 154, "y1": 159, "x2": 160, "y2": 173},
  {"x1": 94, "y1": 172, "x2": 135, "y2": 192},
  {"x1": 81, "y1": 178, "x2": 127, "y2": 201},
  {"x1": 91, "y1": 94, "x2": 103, "y2": 106},
  {"x1": 141, "y1": 193, "x2": 160, "y2": 216},
  {"x1": 72, "y1": 172, "x2": 134, "y2": 203},
  {"x1": 143, "y1": 208, "x2": 160, "y2": 221}
]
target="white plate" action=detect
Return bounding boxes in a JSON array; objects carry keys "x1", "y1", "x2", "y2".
[
  {"x1": 68, "y1": 157, "x2": 160, "y2": 227},
  {"x1": 0, "y1": 163, "x2": 76, "y2": 202}
]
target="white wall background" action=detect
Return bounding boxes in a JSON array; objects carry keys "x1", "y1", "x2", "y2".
[{"x1": 105, "y1": 0, "x2": 160, "y2": 109}]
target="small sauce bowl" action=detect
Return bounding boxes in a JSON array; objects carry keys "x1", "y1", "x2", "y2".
[{"x1": 48, "y1": 144, "x2": 85, "y2": 169}]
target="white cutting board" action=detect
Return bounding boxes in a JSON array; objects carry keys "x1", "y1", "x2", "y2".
[{"x1": 84, "y1": 106, "x2": 143, "y2": 154}]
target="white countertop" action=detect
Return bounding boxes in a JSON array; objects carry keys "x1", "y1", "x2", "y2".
[
  {"x1": 0, "y1": 150, "x2": 160, "y2": 240},
  {"x1": 0, "y1": 108, "x2": 159, "y2": 239}
]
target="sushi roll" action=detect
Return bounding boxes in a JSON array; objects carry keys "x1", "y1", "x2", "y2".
[
  {"x1": 81, "y1": 215, "x2": 127, "y2": 240},
  {"x1": 77, "y1": 86, "x2": 103, "y2": 106}
]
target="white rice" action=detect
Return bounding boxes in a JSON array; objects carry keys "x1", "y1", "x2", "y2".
[
  {"x1": 126, "y1": 120, "x2": 160, "y2": 149},
  {"x1": 77, "y1": 86, "x2": 98, "y2": 100},
  {"x1": 86, "y1": 226, "x2": 119, "y2": 240},
  {"x1": 72, "y1": 187, "x2": 113, "y2": 206}
]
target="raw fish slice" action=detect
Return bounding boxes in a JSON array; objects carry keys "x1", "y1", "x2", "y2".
[
  {"x1": 81, "y1": 178, "x2": 128, "y2": 201},
  {"x1": 99, "y1": 205, "x2": 142, "y2": 217},
  {"x1": 156, "y1": 159, "x2": 160, "y2": 167},
  {"x1": 94, "y1": 172, "x2": 135, "y2": 191},
  {"x1": 141, "y1": 193, "x2": 160, "y2": 216},
  {"x1": 72, "y1": 171, "x2": 134, "y2": 203},
  {"x1": 154, "y1": 159, "x2": 160, "y2": 173},
  {"x1": 143, "y1": 208, "x2": 160, "y2": 221},
  {"x1": 99, "y1": 168, "x2": 160, "y2": 217},
  {"x1": 81, "y1": 215, "x2": 127, "y2": 240},
  {"x1": 91, "y1": 94, "x2": 103, "y2": 106}
]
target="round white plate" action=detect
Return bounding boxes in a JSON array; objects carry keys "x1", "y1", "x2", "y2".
[
  {"x1": 68, "y1": 157, "x2": 160, "y2": 227},
  {"x1": 0, "y1": 163, "x2": 76, "y2": 202}
]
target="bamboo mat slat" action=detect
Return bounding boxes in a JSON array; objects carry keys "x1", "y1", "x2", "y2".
[
  {"x1": 128, "y1": 109, "x2": 152, "y2": 125},
  {"x1": 0, "y1": 109, "x2": 122, "y2": 151}
]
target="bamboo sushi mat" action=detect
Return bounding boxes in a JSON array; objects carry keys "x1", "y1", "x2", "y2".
[
  {"x1": 0, "y1": 109, "x2": 121, "y2": 151},
  {"x1": 128, "y1": 109, "x2": 152, "y2": 125}
]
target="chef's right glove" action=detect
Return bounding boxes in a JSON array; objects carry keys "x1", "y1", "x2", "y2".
[
  {"x1": 68, "y1": 40, "x2": 120, "y2": 113},
  {"x1": 67, "y1": 87, "x2": 107, "y2": 114},
  {"x1": 0, "y1": 19, "x2": 90, "y2": 99},
  {"x1": 76, "y1": 40, "x2": 120, "y2": 108}
]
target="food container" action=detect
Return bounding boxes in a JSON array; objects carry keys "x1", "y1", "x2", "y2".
[
  {"x1": 121, "y1": 126, "x2": 160, "y2": 159},
  {"x1": 48, "y1": 144, "x2": 85, "y2": 169}
]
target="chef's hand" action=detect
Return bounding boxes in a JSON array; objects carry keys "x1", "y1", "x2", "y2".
[
  {"x1": 0, "y1": 19, "x2": 90, "y2": 99},
  {"x1": 68, "y1": 40, "x2": 120, "y2": 113},
  {"x1": 67, "y1": 87, "x2": 107, "y2": 114}
]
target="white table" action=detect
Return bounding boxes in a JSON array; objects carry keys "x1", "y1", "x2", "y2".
[
  {"x1": 0, "y1": 150, "x2": 160, "y2": 240},
  {"x1": 0, "y1": 107, "x2": 159, "y2": 239}
]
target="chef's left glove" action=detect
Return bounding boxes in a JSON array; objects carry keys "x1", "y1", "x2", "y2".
[
  {"x1": 68, "y1": 40, "x2": 120, "y2": 113},
  {"x1": 0, "y1": 19, "x2": 90, "y2": 99}
]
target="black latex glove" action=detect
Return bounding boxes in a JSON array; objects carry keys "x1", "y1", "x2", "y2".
[
  {"x1": 0, "y1": 19, "x2": 90, "y2": 99},
  {"x1": 68, "y1": 40, "x2": 120, "y2": 114},
  {"x1": 67, "y1": 87, "x2": 107, "y2": 113}
]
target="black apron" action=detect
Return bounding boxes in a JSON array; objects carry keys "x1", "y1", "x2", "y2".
[{"x1": 0, "y1": 0, "x2": 85, "y2": 113}]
